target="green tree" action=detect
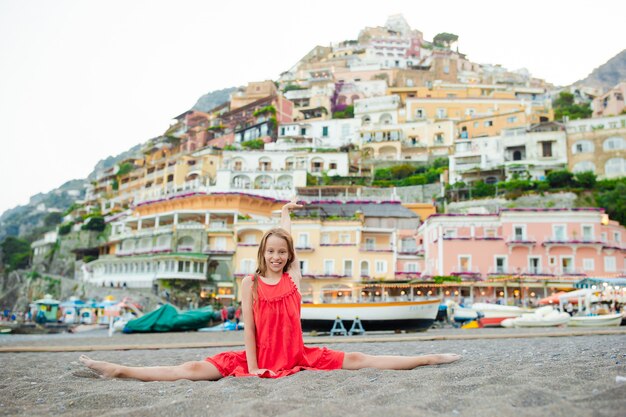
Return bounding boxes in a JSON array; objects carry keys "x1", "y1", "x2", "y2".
[
  {"x1": 547, "y1": 170, "x2": 574, "y2": 188},
  {"x1": 553, "y1": 92, "x2": 592, "y2": 121},
  {"x1": 433, "y1": 33, "x2": 459, "y2": 48},
  {"x1": 1, "y1": 236, "x2": 31, "y2": 271},
  {"x1": 574, "y1": 171, "x2": 597, "y2": 189},
  {"x1": 81, "y1": 216, "x2": 106, "y2": 232},
  {"x1": 596, "y1": 182, "x2": 626, "y2": 226},
  {"x1": 242, "y1": 139, "x2": 264, "y2": 150}
]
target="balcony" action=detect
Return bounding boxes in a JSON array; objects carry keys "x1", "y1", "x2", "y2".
[
  {"x1": 295, "y1": 246, "x2": 315, "y2": 252},
  {"x1": 202, "y1": 246, "x2": 236, "y2": 255},
  {"x1": 449, "y1": 266, "x2": 482, "y2": 280},
  {"x1": 506, "y1": 236, "x2": 537, "y2": 247},
  {"x1": 177, "y1": 222, "x2": 205, "y2": 231},
  {"x1": 359, "y1": 245, "x2": 393, "y2": 252},
  {"x1": 176, "y1": 245, "x2": 196, "y2": 253},
  {"x1": 542, "y1": 237, "x2": 604, "y2": 249}
]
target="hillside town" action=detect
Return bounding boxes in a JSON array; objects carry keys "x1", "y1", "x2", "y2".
[{"x1": 6, "y1": 15, "x2": 626, "y2": 314}]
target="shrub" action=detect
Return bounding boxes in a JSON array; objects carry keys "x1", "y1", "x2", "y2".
[
  {"x1": 81, "y1": 216, "x2": 106, "y2": 232},
  {"x1": 574, "y1": 171, "x2": 597, "y2": 189},
  {"x1": 547, "y1": 170, "x2": 574, "y2": 188}
]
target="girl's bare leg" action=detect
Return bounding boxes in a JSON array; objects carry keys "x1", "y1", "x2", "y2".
[
  {"x1": 79, "y1": 355, "x2": 223, "y2": 381},
  {"x1": 342, "y1": 352, "x2": 461, "y2": 370}
]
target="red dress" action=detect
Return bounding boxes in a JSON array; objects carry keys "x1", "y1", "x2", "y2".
[{"x1": 205, "y1": 273, "x2": 344, "y2": 378}]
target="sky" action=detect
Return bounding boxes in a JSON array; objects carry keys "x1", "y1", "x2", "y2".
[{"x1": 0, "y1": 0, "x2": 624, "y2": 215}]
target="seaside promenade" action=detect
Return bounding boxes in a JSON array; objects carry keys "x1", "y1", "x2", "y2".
[{"x1": 1, "y1": 328, "x2": 625, "y2": 416}]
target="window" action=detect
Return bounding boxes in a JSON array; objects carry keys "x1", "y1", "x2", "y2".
[
  {"x1": 465, "y1": 108, "x2": 475, "y2": 116},
  {"x1": 528, "y1": 257, "x2": 541, "y2": 274},
  {"x1": 297, "y1": 233, "x2": 309, "y2": 248},
  {"x1": 458, "y1": 256, "x2": 471, "y2": 272},
  {"x1": 322, "y1": 126, "x2": 329, "y2": 137},
  {"x1": 507, "y1": 116, "x2": 517, "y2": 123},
  {"x1": 513, "y1": 226, "x2": 525, "y2": 241},
  {"x1": 321, "y1": 233, "x2": 330, "y2": 244},
  {"x1": 549, "y1": 256, "x2": 557, "y2": 266},
  {"x1": 485, "y1": 228, "x2": 496, "y2": 238},
  {"x1": 299, "y1": 260, "x2": 308, "y2": 273},
  {"x1": 323, "y1": 260, "x2": 334, "y2": 275},
  {"x1": 601, "y1": 232, "x2": 608, "y2": 242},
  {"x1": 582, "y1": 259, "x2": 594, "y2": 271},
  {"x1": 495, "y1": 256, "x2": 507, "y2": 273},
  {"x1": 541, "y1": 141, "x2": 553, "y2": 157},
  {"x1": 572, "y1": 140, "x2": 594, "y2": 154},
  {"x1": 280, "y1": 127, "x2": 285, "y2": 136},
  {"x1": 473, "y1": 122, "x2": 479, "y2": 128},
  {"x1": 401, "y1": 237, "x2": 417, "y2": 252},
  {"x1": 484, "y1": 120, "x2": 493, "y2": 127},
  {"x1": 582, "y1": 225, "x2": 593, "y2": 241},
  {"x1": 365, "y1": 238, "x2": 375, "y2": 250},
  {"x1": 300, "y1": 127, "x2": 306, "y2": 136},
  {"x1": 561, "y1": 257, "x2": 573, "y2": 274},
  {"x1": 339, "y1": 233, "x2": 350, "y2": 244},
  {"x1": 436, "y1": 108, "x2": 447, "y2": 119},
  {"x1": 375, "y1": 260, "x2": 387, "y2": 274},
  {"x1": 244, "y1": 234, "x2": 256, "y2": 244},
  {"x1": 343, "y1": 260, "x2": 353, "y2": 276},
  {"x1": 444, "y1": 229, "x2": 457, "y2": 238},
  {"x1": 553, "y1": 225, "x2": 566, "y2": 241},
  {"x1": 605, "y1": 158, "x2": 625, "y2": 176},
  {"x1": 614, "y1": 232, "x2": 622, "y2": 243},
  {"x1": 603, "y1": 136, "x2": 624, "y2": 151},
  {"x1": 604, "y1": 257, "x2": 616, "y2": 272},
  {"x1": 240, "y1": 259, "x2": 254, "y2": 274},
  {"x1": 360, "y1": 260, "x2": 369, "y2": 277},
  {"x1": 434, "y1": 133, "x2": 444, "y2": 144},
  {"x1": 573, "y1": 161, "x2": 596, "y2": 173},
  {"x1": 329, "y1": 162, "x2": 337, "y2": 170},
  {"x1": 214, "y1": 236, "x2": 226, "y2": 251}
]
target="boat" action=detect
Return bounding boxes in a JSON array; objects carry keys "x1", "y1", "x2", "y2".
[
  {"x1": 300, "y1": 299, "x2": 440, "y2": 332},
  {"x1": 501, "y1": 306, "x2": 571, "y2": 328},
  {"x1": 569, "y1": 313, "x2": 623, "y2": 327},
  {"x1": 444, "y1": 301, "x2": 480, "y2": 324},
  {"x1": 470, "y1": 303, "x2": 531, "y2": 327}
]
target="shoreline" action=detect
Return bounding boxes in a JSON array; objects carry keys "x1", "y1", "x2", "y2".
[{"x1": 1, "y1": 327, "x2": 625, "y2": 353}]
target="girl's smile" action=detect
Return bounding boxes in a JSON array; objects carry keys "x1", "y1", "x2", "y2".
[{"x1": 264, "y1": 235, "x2": 289, "y2": 274}]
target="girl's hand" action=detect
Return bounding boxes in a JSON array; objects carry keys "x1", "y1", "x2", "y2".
[
  {"x1": 249, "y1": 368, "x2": 276, "y2": 377},
  {"x1": 282, "y1": 197, "x2": 303, "y2": 212}
]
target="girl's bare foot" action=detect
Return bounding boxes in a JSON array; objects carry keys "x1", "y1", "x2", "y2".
[
  {"x1": 79, "y1": 355, "x2": 122, "y2": 378},
  {"x1": 430, "y1": 353, "x2": 462, "y2": 365}
]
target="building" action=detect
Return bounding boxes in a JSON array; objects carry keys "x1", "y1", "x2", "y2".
[
  {"x1": 233, "y1": 201, "x2": 422, "y2": 303},
  {"x1": 416, "y1": 208, "x2": 626, "y2": 305},
  {"x1": 449, "y1": 124, "x2": 568, "y2": 185},
  {"x1": 592, "y1": 82, "x2": 626, "y2": 118},
  {"x1": 565, "y1": 115, "x2": 626, "y2": 178},
  {"x1": 85, "y1": 193, "x2": 285, "y2": 305}
]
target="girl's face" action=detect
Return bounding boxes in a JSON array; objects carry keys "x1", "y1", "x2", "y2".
[{"x1": 264, "y1": 235, "x2": 290, "y2": 274}]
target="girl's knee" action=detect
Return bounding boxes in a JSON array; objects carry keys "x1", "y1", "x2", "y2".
[{"x1": 343, "y1": 352, "x2": 368, "y2": 369}]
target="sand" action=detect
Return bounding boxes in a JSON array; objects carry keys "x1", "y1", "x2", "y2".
[{"x1": 0, "y1": 328, "x2": 625, "y2": 417}]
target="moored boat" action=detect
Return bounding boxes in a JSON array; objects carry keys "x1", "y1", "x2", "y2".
[
  {"x1": 470, "y1": 303, "x2": 531, "y2": 327},
  {"x1": 569, "y1": 313, "x2": 623, "y2": 327},
  {"x1": 501, "y1": 306, "x2": 571, "y2": 328},
  {"x1": 300, "y1": 299, "x2": 440, "y2": 332}
]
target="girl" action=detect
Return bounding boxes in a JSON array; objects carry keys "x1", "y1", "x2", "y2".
[{"x1": 80, "y1": 199, "x2": 460, "y2": 380}]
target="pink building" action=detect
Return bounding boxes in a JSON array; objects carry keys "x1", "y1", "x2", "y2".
[
  {"x1": 592, "y1": 82, "x2": 626, "y2": 118},
  {"x1": 416, "y1": 208, "x2": 626, "y2": 304}
]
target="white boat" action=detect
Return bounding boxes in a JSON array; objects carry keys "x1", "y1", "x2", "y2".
[
  {"x1": 501, "y1": 306, "x2": 571, "y2": 328},
  {"x1": 470, "y1": 303, "x2": 531, "y2": 327},
  {"x1": 300, "y1": 299, "x2": 440, "y2": 332},
  {"x1": 569, "y1": 313, "x2": 623, "y2": 327}
]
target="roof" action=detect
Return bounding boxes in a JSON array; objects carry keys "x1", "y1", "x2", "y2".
[
  {"x1": 574, "y1": 277, "x2": 626, "y2": 288},
  {"x1": 294, "y1": 202, "x2": 418, "y2": 219}
]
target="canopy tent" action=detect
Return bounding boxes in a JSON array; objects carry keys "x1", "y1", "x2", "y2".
[
  {"x1": 574, "y1": 277, "x2": 626, "y2": 289},
  {"x1": 123, "y1": 304, "x2": 219, "y2": 333}
]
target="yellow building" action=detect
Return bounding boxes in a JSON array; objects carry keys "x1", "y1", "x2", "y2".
[{"x1": 388, "y1": 82, "x2": 553, "y2": 137}]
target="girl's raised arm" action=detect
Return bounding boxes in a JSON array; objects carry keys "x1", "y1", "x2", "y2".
[
  {"x1": 281, "y1": 198, "x2": 303, "y2": 288},
  {"x1": 280, "y1": 197, "x2": 302, "y2": 234}
]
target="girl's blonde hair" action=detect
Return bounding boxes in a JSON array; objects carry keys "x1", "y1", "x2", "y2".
[{"x1": 252, "y1": 228, "x2": 295, "y2": 298}]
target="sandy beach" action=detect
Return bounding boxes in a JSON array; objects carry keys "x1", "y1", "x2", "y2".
[{"x1": 1, "y1": 328, "x2": 625, "y2": 417}]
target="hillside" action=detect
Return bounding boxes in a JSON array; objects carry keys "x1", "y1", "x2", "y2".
[
  {"x1": 574, "y1": 49, "x2": 626, "y2": 91},
  {"x1": 192, "y1": 87, "x2": 237, "y2": 112}
]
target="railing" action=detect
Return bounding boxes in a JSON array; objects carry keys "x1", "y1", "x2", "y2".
[
  {"x1": 506, "y1": 235, "x2": 537, "y2": 245},
  {"x1": 542, "y1": 236, "x2": 604, "y2": 245},
  {"x1": 450, "y1": 266, "x2": 481, "y2": 276},
  {"x1": 359, "y1": 245, "x2": 393, "y2": 252}
]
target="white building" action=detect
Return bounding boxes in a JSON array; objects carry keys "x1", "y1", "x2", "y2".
[{"x1": 449, "y1": 128, "x2": 568, "y2": 184}]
